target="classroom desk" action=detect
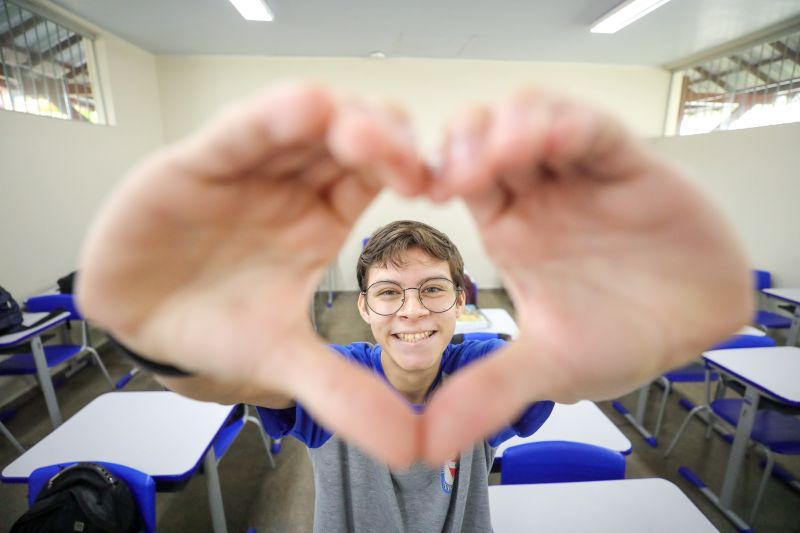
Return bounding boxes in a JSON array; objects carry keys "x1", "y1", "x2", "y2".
[
  {"x1": 693, "y1": 345, "x2": 800, "y2": 530},
  {"x1": 615, "y1": 325, "x2": 766, "y2": 447},
  {"x1": 0, "y1": 311, "x2": 71, "y2": 427},
  {"x1": 488, "y1": 478, "x2": 716, "y2": 532},
  {"x1": 763, "y1": 288, "x2": 800, "y2": 346},
  {"x1": 2, "y1": 391, "x2": 239, "y2": 533},
  {"x1": 455, "y1": 307, "x2": 519, "y2": 339},
  {"x1": 495, "y1": 400, "x2": 631, "y2": 461}
]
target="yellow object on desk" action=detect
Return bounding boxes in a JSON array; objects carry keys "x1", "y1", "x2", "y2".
[{"x1": 456, "y1": 305, "x2": 492, "y2": 331}]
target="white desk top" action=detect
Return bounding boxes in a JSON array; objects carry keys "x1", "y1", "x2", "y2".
[
  {"x1": 455, "y1": 308, "x2": 519, "y2": 339},
  {"x1": 2, "y1": 391, "x2": 236, "y2": 483},
  {"x1": 763, "y1": 288, "x2": 800, "y2": 305},
  {"x1": 0, "y1": 311, "x2": 70, "y2": 348},
  {"x1": 738, "y1": 325, "x2": 765, "y2": 336},
  {"x1": 489, "y1": 478, "x2": 716, "y2": 532},
  {"x1": 495, "y1": 400, "x2": 631, "y2": 457},
  {"x1": 702, "y1": 346, "x2": 800, "y2": 405}
]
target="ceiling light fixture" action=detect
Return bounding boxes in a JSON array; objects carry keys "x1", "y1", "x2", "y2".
[
  {"x1": 590, "y1": 0, "x2": 672, "y2": 34},
  {"x1": 228, "y1": 0, "x2": 274, "y2": 22}
]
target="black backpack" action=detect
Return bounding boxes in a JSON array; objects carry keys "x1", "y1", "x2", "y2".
[
  {"x1": 58, "y1": 271, "x2": 78, "y2": 294},
  {"x1": 0, "y1": 285, "x2": 24, "y2": 335},
  {"x1": 10, "y1": 463, "x2": 141, "y2": 533}
]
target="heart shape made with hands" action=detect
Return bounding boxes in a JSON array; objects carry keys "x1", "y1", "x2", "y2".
[{"x1": 76, "y1": 82, "x2": 753, "y2": 469}]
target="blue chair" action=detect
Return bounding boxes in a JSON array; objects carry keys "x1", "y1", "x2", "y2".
[
  {"x1": 665, "y1": 393, "x2": 800, "y2": 523},
  {"x1": 500, "y1": 441, "x2": 626, "y2": 485},
  {"x1": 19, "y1": 293, "x2": 113, "y2": 387},
  {"x1": 753, "y1": 270, "x2": 793, "y2": 331},
  {"x1": 463, "y1": 270, "x2": 478, "y2": 306},
  {"x1": 451, "y1": 331, "x2": 511, "y2": 344},
  {"x1": 28, "y1": 462, "x2": 156, "y2": 533},
  {"x1": 213, "y1": 404, "x2": 277, "y2": 468},
  {"x1": 612, "y1": 333, "x2": 776, "y2": 446},
  {"x1": 649, "y1": 334, "x2": 777, "y2": 440}
]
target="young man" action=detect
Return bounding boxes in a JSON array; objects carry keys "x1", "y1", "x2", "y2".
[{"x1": 257, "y1": 220, "x2": 553, "y2": 532}]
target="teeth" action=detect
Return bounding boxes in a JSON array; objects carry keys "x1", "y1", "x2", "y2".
[{"x1": 396, "y1": 331, "x2": 433, "y2": 342}]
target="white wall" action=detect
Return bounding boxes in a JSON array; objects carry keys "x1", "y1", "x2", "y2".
[
  {"x1": 0, "y1": 10, "x2": 164, "y2": 403},
  {"x1": 0, "y1": 32, "x2": 164, "y2": 298},
  {"x1": 156, "y1": 56, "x2": 671, "y2": 290},
  {"x1": 649, "y1": 122, "x2": 800, "y2": 287}
]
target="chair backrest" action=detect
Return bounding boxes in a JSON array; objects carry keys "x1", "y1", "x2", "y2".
[
  {"x1": 213, "y1": 404, "x2": 246, "y2": 461},
  {"x1": 463, "y1": 271, "x2": 478, "y2": 305},
  {"x1": 25, "y1": 294, "x2": 82, "y2": 320},
  {"x1": 451, "y1": 331, "x2": 511, "y2": 344},
  {"x1": 501, "y1": 441, "x2": 626, "y2": 485},
  {"x1": 710, "y1": 334, "x2": 776, "y2": 351},
  {"x1": 752, "y1": 269, "x2": 772, "y2": 291},
  {"x1": 28, "y1": 461, "x2": 156, "y2": 533}
]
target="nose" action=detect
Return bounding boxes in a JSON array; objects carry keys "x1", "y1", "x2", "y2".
[{"x1": 397, "y1": 288, "x2": 429, "y2": 318}]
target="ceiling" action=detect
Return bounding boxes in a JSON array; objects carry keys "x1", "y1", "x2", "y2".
[{"x1": 48, "y1": 0, "x2": 800, "y2": 66}]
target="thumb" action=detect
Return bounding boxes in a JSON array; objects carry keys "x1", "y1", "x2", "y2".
[
  {"x1": 288, "y1": 344, "x2": 421, "y2": 469},
  {"x1": 421, "y1": 342, "x2": 552, "y2": 466}
]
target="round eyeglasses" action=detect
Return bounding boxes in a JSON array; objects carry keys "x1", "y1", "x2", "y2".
[{"x1": 362, "y1": 277, "x2": 462, "y2": 316}]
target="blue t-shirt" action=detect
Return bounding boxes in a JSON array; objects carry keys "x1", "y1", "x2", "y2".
[{"x1": 258, "y1": 339, "x2": 553, "y2": 448}]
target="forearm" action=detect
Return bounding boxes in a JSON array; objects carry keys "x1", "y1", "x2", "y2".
[{"x1": 110, "y1": 335, "x2": 295, "y2": 408}]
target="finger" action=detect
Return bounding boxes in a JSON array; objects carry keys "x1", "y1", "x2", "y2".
[
  {"x1": 170, "y1": 81, "x2": 337, "y2": 183},
  {"x1": 484, "y1": 91, "x2": 556, "y2": 174},
  {"x1": 431, "y1": 104, "x2": 492, "y2": 202},
  {"x1": 544, "y1": 102, "x2": 649, "y2": 182},
  {"x1": 421, "y1": 341, "x2": 558, "y2": 466},
  {"x1": 261, "y1": 142, "x2": 329, "y2": 181},
  {"x1": 285, "y1": 344, "x2": 420, "y2": 468},
  {"x1": 327, "y1": 100, "x2": 427, "y2": 197}
]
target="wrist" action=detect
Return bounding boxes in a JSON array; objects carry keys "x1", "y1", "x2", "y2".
[{"x1": 108, "y1": 335, "x2": 193, "y2": 377}]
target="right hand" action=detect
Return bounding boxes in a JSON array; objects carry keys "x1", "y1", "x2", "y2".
[{"x1": 77, "y1": 83, "x2": 426, "y2": 468}]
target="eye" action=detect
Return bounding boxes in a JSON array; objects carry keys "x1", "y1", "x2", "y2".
[
  {"x1": 377, "y1": 289, "x2": 401, "y2": 297},
  {"x1": 422, "y1": 286, "x2": 444, "y2": 294}
]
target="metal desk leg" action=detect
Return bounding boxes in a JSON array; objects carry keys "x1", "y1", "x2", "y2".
[
  {"x1": 203, "y1": 449, "x2": 228, "y2": 533},
  {"x1": 787, "y1": 309, "x2": 800, "y2": 347},
  {"x1": 0, "y1": 421, "x2": 24, "y2": 453},
  {"x1": 310, "y1": 293, "x2": 316, "y2": 330},
  {"x1": 30, "y1": 335, "x2": 62, "y2": 427},
  {"x1": 719, "y1": 385, "x2": 760, "y2": 508},
  {"x1": 612, "y1": 383, "x2": 658, "y2": 446},
  {"x1": 635, "y1": 383, "x2": 650, "y2": 423},
  {"x1": 326, "y1": 266, "x2": 334, "y2": 308}
]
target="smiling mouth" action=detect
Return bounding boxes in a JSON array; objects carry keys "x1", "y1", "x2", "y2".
[{"x1": 393, "y1": 331, "x2": 435, "y2": 343}]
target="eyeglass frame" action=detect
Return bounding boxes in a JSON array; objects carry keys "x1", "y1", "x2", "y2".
[{"x1": 360, "y1": 277, "x2": 464, "y2": 316}]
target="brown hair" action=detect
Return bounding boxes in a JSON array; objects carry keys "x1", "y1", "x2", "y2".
[{"x1": 357, "y1": 220, "x2": 465, "y2": 291}]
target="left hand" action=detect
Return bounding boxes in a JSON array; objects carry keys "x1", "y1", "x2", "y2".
[{"x1": 421, "y1": 90, "x2": 752, "y2": 464}]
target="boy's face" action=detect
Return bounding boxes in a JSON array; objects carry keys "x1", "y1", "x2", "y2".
[{"x1": 358, "y1": 247, "x2": 465, "y2": 375}]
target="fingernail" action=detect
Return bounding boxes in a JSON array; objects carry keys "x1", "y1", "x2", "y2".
[
  {"x1": 392, "y1": 123, "x2": 416, "y2": 152},
  {"x1": 447, "y1": 136, "x2": 479, "y2": 180}
]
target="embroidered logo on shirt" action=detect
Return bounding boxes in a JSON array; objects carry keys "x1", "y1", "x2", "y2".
[{"x1": 440, "y1": 457, "x2": 458, "y2": 494}]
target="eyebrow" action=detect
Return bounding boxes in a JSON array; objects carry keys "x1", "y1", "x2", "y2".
[{"x1": 369, "y1": 275, "x2": 454, "y2": 287}]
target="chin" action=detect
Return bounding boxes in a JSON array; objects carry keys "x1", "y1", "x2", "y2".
[{"x1": 388, "y1": 343, "x2": 445, "y2": 373}]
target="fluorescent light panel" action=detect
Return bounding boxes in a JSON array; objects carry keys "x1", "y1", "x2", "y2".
[
  {"x1": 590, "y1": 0, "x2": 672, "y2": 34},
  {"x1": 229, "y1": 0, "x2": 274, "y2": 21}
]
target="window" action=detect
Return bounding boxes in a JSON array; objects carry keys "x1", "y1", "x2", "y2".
[
  {"x1": 0, "y1": 0, "x2": 105, "y2": 124},
  {"x1": 673, "y1": 30, "x2": 800, "y2": 135}
]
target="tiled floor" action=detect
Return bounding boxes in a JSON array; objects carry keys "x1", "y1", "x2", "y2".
[{"x1": 1, "y1": 290, "x2": 798, "y2": 532}]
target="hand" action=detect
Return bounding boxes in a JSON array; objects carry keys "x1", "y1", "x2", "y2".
[
  {"x1": 77, "y1": 83, "x2": 428, "y2": 468},
  {"x1": 422, "y1": 90, "x2": 752, "y2": 464}
]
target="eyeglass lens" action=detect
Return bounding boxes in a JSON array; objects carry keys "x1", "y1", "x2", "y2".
[{"x1": 366, "y1": 278, "x2": 458, "y2": 315}]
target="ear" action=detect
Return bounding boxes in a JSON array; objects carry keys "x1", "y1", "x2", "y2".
[
  {"x1": 454, "y1": 287, "x2": 466, "y2": 317},
  {"x1": 357, "y1": 292, "x2": 372, "y2": 324}
]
